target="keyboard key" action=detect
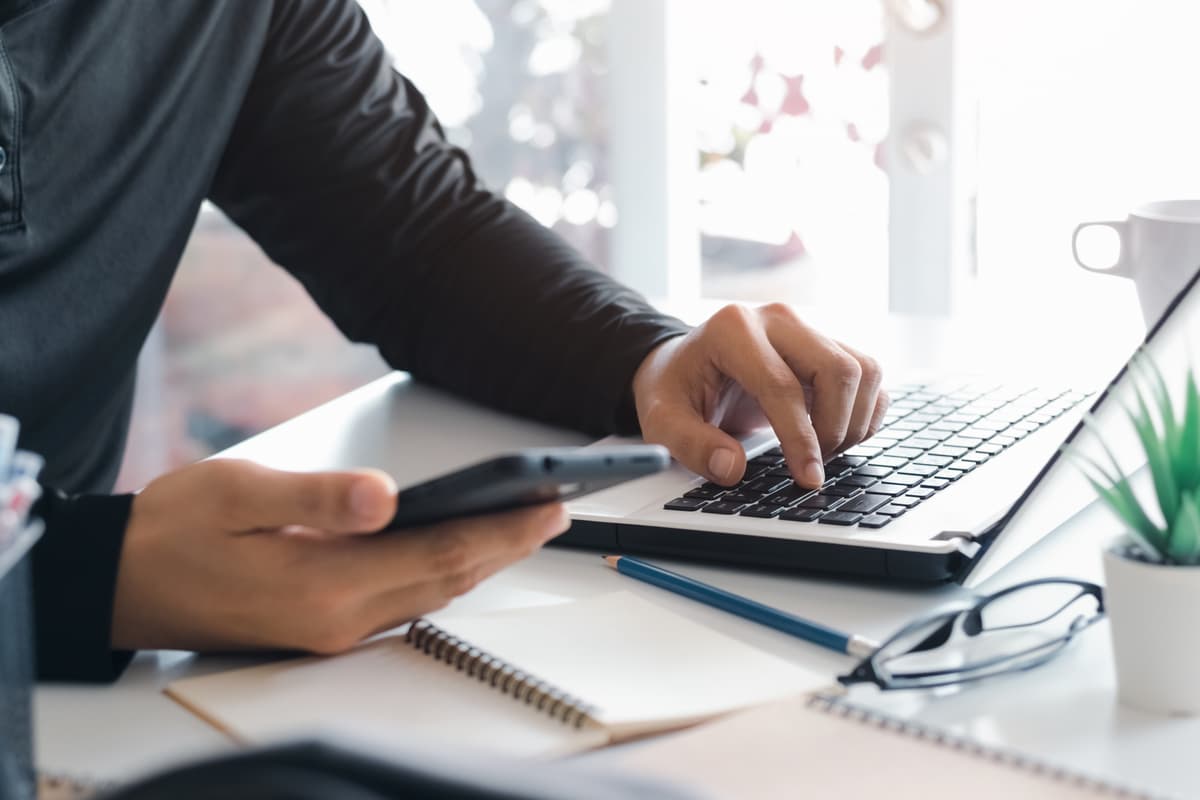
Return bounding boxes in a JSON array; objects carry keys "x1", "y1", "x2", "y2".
[
  {"x1": 975, "y1": 443, "x2": 1004, "y2": 456},
  {"x1": 826, "y1": 455, "x2": 868, "y2": 472},
  {"x1": 927, "y1": 421, "x2": 967, "y2": 434},
  {"x1": 763, "y1": 446, "x2": 784, "y2": 457},
  {"x1": 740, "y1": 503, "x2": 783, "y2": 518},
  {"x1": 914, "y1": 454, "x2": 953, "y2": 467},
  {"x1": 838, "y1": 475, "x2": 879, "y2": 489},
  {"x1": 763, "y1": 485, "x2": 812, "y2": 506},
  {"x1": 888, "y1": 420, "x2": 925, "y2": 432},
  {"x1": 854, "y1": 465, "x2": 894, "y2": 479},
  {"x1": 749, "y1": 454, "x2": 785, "y2": 467},
  {"x1": 685, "y1": 486, "x2": 724, "y2": 500},
  {"x1": 879, "y1": 472, "x2": 922, "y2": 487},
  {"x1": 960, "y1": 452, "x2": 990, "y2": 464},
  {"x1": 907, "y1": 488, "x2": 936, "y2": 499},
  {"x1": 779, "y1": 507, "x2": 823, "y2": 522},
  {"x1": 935, "y1": 468, "x2": 965, "y2": 481},
  {"x1": 869, "y1": 456, "x2": 909, "y2": 469},
  {"x1": 904, "y1": 437, "x2": 942, "y2": 451},
  {"x1": 821, "y1": 511, "x2": 863, "y2": 526},
  {"x1": 1008, "y1": 422, "x2": 1038, "y2": 437},
  {"x1": 765, "y1": 465, "x2": 795, "y2": 478},
  {"x1": 876, "y1": 504, "x2": 909, "y2": 517},
  {"x1": 837, "y1": 493, "x2": 891, "y2": 515},
  {"x1": 745, "y1": 476, "x2": 790, "y2": 494},
  {"x1": 930, "y1": 445, "x2": 968, "y2": 458},
  {"x1": 897, "y1": 463, "x2": 938, "y2": 478},
  {"x1": 866, "y1": 483, "x2": 909, "y2": 497},
  {"x1": 844, "y1": 445, "x2": 884, "y2": 458},
  {"x1": 944, "y1": 435, "x2": 984, "y2": 448},
  {"x1": 701, "y1": 501, "x2": 749, "y2": 515},
  {"x1": 891, "y1": 495, "x2": 921, "y2": 508},
  {"x1": 723, "y1": 490, "x2": 763, "y2": 504},
  {"x1": 858, "y1": 514, "x2": 893, "y2": 529},
  {"x1": 922, "y1": 478, "x2": 952, "y2": 490},
  {"x1": 961, "y1": 428, "x2": 996, "y2": 441},
  {"x1": 739, "y1": 464, "x2": 769, "y2": 480},
  {"x1": 824, "y1": 483, "x2": 864, "y2": 498},
  {"x1": 991, "y1": 435, "x2": 1017, "y2": 448},
  {"x1": 883, "y1": 446, "x2": 925, "y2": 460},
  {"x1": 664, "y1": 497, "x2": 707, "y2": 511},
  {"x1": 796, "y1": 493, "x2": 846, "y2": 510}
]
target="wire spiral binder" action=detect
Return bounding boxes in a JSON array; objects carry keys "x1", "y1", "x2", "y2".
[
  {"x1": 806, "y1": 693, "x2": 1163, "y2": 799},
  {"x1": 405, "y1": 619, "x2": 598, "y2": 729}
]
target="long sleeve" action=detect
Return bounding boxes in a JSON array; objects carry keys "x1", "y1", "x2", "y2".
[
  {"x1": 31, "y1": 490, "x2": 135, "y2": 682},
  {"x1": 208, "y1": 0, "x2": 689, "y2": 436}
]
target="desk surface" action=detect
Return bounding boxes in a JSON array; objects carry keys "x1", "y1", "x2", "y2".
[{"x1": 36, "y1": 301, "x2": 1200, "y2": 797}]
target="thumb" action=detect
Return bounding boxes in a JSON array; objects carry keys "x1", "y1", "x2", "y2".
[
  {"x1": 643, "y1": 403, "x2": 746, "y2": 485},
  {"x1": 207, "y1": 460, "x2": 398, "y2": 533}
]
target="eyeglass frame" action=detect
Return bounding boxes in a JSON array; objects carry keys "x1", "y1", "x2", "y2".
[{"x1": 838, "y1": 577, "x2": 1106, "y2": 691}]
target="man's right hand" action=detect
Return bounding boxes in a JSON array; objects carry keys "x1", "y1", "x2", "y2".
[{"x1": 110, "y1": 459, "x2": 568, "y2": 654}]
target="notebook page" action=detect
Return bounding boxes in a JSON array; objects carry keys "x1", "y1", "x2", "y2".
[
  {"x1": 614, "y1": 694, "x2": 1115, "y2": 799},
  {"x1": 434, "y1": 592, "x2": 826, "y2": 736},
  {"x1": 166, "y1": 638, "x2": 608, "y2": 759}
]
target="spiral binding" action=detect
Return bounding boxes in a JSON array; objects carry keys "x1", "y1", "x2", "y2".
[
  {"x1": 806, "y1": 693, "x2": 1164, "y2": 799},
  {"x1": 405, "y1": 619, "x2": 599, "y2": 729}
]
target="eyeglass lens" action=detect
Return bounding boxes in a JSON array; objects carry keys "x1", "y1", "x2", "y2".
[{"x1": 872, "y1": 582, "x2": 1102, "y2": 687}]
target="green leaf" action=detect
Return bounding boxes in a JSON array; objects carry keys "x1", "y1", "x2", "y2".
[
  {"x1": 1179, "y1": 368, "x2": 1200, "y2": 491},
  {"x1": 1124, "y1": 397, "x2": 1180, "y2": 525},
  {"x1": 1168, "y1": 491, "x2": 1200, "y2": 565},
  {"x1": 1136, "y1": 354, "x2": 1178, "y2": 446},
  {"x1": 1071, "y1": 450, "x2": 1165, "y2": 550}
]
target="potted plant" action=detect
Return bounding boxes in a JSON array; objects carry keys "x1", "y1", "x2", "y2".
[{"x1": 1077, "y1": 357, "x2": 1200, "y2": 715}]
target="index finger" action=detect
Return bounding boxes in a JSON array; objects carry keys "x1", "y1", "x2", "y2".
[{"x1": 707, "y1": 307, "x2": 825, "y2": 488}]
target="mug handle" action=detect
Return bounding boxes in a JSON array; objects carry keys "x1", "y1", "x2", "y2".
[{"x1": 1072, "y1": 220, "x2": 1131, "y2": 277}]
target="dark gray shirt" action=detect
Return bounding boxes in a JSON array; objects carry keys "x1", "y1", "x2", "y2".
[{"x1": 0, "y1": 0, "x2": 686, "y2": 680}]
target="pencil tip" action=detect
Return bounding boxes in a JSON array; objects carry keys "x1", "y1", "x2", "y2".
[{"x1": 603, "y1": 555, "x2": 619, "y2": 567}]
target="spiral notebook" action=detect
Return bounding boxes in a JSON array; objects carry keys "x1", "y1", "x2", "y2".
[
  {"x1": 166, "y1": 592, "x2": 826, "y2": 758},
  {"x1": 616, "y1": 692, "x2": 1159, "y2": 799}
]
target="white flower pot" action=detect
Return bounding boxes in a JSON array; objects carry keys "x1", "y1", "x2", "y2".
[{"x1": 1104, "y1": 544, "x2": 1200, "y2": 715}]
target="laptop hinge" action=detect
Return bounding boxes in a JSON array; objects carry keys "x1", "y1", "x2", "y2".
[{"x1": 932, "y1": 530, "x2": 982, "y2": 558}]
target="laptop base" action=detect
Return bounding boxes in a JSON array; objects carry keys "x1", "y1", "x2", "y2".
[{"x1": 554, "y1": 519, "x2": 969, "y2": 583}]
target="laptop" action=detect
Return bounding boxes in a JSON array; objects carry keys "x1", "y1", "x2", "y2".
[{"x1": 562, "y1": 266, "x2": 1200, "y2": 585}]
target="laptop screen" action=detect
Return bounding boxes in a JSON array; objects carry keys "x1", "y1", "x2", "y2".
[{"x1": 965, "y1": 264, "x2": 1200, "y2": 587}]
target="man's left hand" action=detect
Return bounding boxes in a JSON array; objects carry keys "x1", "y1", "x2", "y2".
[{"x1": 631, "y1": 303, "x2": 888, "y2": 490}]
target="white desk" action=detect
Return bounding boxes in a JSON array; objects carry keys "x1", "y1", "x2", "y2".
[{"x1": 35, "y1": 300, "x2": 1200, "y2": 797}]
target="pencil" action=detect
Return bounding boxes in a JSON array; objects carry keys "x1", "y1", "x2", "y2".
[{"x1": 604, "y1": 555, "x2": 878, "y2": 658}]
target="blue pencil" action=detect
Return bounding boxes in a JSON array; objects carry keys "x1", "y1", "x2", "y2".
[{"x1": 604, "y1": 555, "x2": 878, "y2": 658}]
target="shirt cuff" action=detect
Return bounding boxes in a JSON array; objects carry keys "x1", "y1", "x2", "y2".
[{"x1": 31, "y1": 490, "x2": 135, "y2": 683}]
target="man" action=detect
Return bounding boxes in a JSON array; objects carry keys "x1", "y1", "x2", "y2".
[{"x1": 0, "y1": 0, "x2": 885, "y2": 682}]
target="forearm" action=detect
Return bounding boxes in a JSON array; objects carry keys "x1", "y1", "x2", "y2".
[
  {"x1": 210, "y1": 0, "x2": 689, "y2": 436},
  {"x1": 31, "y1": 489, "x2": 134, "y2": 682}
]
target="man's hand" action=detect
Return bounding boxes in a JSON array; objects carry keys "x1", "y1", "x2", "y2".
[
  {"x1": 111, "y1": 459, "x2": 568, "y2": 653},
  {"x1": 632, "y1": 303, "x2": 888, "y2": 489}
]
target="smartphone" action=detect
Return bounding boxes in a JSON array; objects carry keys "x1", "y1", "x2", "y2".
[{"x1": 385, "y1": 445, "x2": 671, "y2": 529}]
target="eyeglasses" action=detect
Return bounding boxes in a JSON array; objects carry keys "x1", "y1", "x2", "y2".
[{"x1": 838, "y1": 578, "x2": 1105, "y2": 691}]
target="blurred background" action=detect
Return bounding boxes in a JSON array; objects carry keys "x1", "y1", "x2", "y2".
[{"x1": 116, "y1": 0, "x2": 1200, "y2": 490}]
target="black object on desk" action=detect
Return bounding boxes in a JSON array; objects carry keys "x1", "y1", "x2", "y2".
[{"x1": 0, "y1": 521, "x2": 40, "y2": 800}]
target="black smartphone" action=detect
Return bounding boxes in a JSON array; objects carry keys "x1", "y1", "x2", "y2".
[{"x1": 385, "y1": 445, "x2": 671, "y2": 529}]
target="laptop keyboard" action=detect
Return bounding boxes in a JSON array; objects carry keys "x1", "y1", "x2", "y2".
[{"x1": 663, "y1": 382, "x2": 1091, "y2": 530}]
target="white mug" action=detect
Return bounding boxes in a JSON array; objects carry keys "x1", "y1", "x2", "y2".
[{"x1": 1073, "y1": 200, "x2": 1200, "y2": 327}]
